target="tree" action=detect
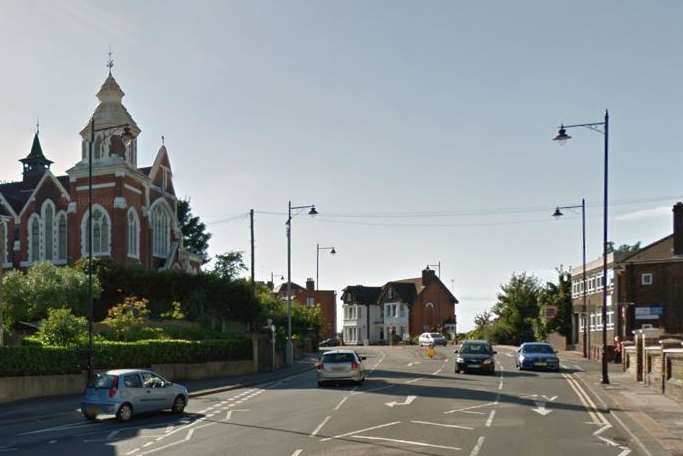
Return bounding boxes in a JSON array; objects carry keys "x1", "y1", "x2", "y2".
[
  {"x1": 606, "y1": 241, "x2": 641, "y2": 255},
  {"x1": 177, "y1": 198, "x2": 211, "y2": 264},
  {"x1": 539, "y1": 269, "x2": 573, "y2": 339},
  {"x1": 212, "y1": 251, "x2": 247, "y2": 281},
  {"x1": 491, "y1": 273, "x2": 541, "y2": 345},
  {"x1": 36, "y1": 308, "x2": 87, "y2": 346},
  {"x1": 103, "y1": 296, "x2": 150, "y2": 341}
]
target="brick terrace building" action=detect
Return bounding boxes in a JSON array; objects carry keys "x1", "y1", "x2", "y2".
[
  {"x1": 276, "y1": 279, "x2": 337, "y2": 339},
  {"x1": 0, "y1": 68, "x2": 201, "y2": 273}
]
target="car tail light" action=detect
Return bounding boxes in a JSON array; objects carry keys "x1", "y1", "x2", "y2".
[
  {"x1": 108, "y1": 376, "x2": 119, "y2": 398},
  {"x1": 351, "y1": 361, "x2": 359, "y2": 369},
  {"x1": 316, "y1": 362, "x2": 324, "y2": 370}
]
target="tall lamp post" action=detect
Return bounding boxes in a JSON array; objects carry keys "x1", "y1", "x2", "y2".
[
  {"x1": 552, "y1": 110, "x2": 610, "y2": 384},
  {"x1": 552, "y1": 199, "x2": 588, "y2": 358},
  {"x1": 286, "y1": 201, "x2": 318, "y2": 366},
  {"x1": 316, "y1": 244, "x2": 336, "y2": 292},
  {"x1": 86, "y1": 117, "x2": 133, "y2": 379}
]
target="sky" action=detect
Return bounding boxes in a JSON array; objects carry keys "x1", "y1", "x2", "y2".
[{"x1": 1, "y1": 1, "x2": 682, "y2": 332}]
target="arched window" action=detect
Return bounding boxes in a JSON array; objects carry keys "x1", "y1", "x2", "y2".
[
  {"x1": 81, "y1": 205, "x2": 111, "y2": 257},
  {"x1": 57, "y1": 212, "x2": 67, "y2": 261},
  {"x1": 0, "y1": 221, "x2": 7, "y2": 266},
  {"x1": 127, "y1": 208, "x2": 139, "y2": 259},
  {"x1": 151, "y1": 201, "x2": 172, "y2": 258},
  {"x1": 29, "y1": 214, "x2": 41, "y2": 262},
  {"x1": 42, "y1": 200, "x2": 55, "y2": 261}
]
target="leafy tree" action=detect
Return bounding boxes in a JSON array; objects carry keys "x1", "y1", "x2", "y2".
[
  {"x1": 103, "y1": 296, "x2": 150, "y2": 341},
  {"x1": 160, "y1": 301, "x2": 186, "y2": 320},
  {"x1": 490, "y1": 273, "x2": 541, "y2": 345},
  {"x1": 36, "y1": 308, "x2": 87, "y2": 346},
  {"x1": 539, "y1": 269, "x2": 573, "y2": 339},
  {"x1": 212, "y1": 251, "x2": 247, "y2": 281},
  {"x1": 177, "y1": 198, "x2": 211, "y2": 264},
  {"x1": 255, "y1": 284, "x2": 322, "y2": 341},
  {"x1": 0, "y1": 262, "x2": 100, "y2": 323},
  {"x1": 606, "y1": 241, "x2": 641, "y2": 255}
]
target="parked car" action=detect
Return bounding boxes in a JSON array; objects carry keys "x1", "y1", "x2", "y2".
[
  {"x1": 316, "y1": 349, "x2": 366, "y2": 386},
  {"x1": 81, "y1": 369, "x2": 189, "y2": 422},
  {"x1": 454, "y1": 340, "x2": 496, "y2": 374},
  {"x1": 319, "y1": 337, "x2": 342, "y2": 347},
  {"x1": 418, "y1": 332, "x2": 447, "y2": 346},
  {"x1": 516, "y1": 343, "x2": 560, "y2": 371}
]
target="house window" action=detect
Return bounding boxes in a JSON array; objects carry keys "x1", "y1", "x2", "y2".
[
  {"x1": 306, "y1": 297, "x2": 315, "y2": 306},
  {"x1": 151, "y1": 202, "x2": 172, "y2": 258},
  {"x1": 606, "y1": 312, "x2": 615, "y2": 330},
  {"x1": 57, "y1": 212, "x2": 67, "y2": 261},
  {"x1": 82, "y1": 205, "x2": 111, "y2": 256},
  {"x1": 385, "y1": 305, "x2": 390, "y2": 318},
  {"x1": 399, "y1": 304, "x2": 405, "y2": 318},
  {"x1": 387, "y1": 288, "x2": 393, "y2": 300},
  {"x1": 0, "y1": 221, "x2": 7, "y2": 265},
  {"x1": 127, "y1": 208, "x2": 139, "y2": 259},
  {"x1": 641, "y1": 273, "x2": 653, "y2": 286},
  {"x1": 29, "y1": 215, "x2": 41, "y2": 262},
  {"x1": 42, "y1": 200, "x2": 55, "y2": 261}
]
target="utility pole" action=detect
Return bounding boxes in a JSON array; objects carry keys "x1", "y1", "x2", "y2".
[{"x1": 250, "y1": 209, "x2": 255, "y2": 290}]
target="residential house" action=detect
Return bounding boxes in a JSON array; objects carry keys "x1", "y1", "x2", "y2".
[
  {"x1": 276, "y1": 279, "x2": 337, "y2": 339},
  {"x1": 340, "y1": 285, "x2": 382, "y2": 344}
]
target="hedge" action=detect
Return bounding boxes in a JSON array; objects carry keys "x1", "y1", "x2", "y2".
[{"x1": 0, "y1": 338, "x2": 252, "y2": 377}]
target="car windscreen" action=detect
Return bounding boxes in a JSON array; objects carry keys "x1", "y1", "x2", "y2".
[
  {"x1": 87, "y1": 373, "x2": 117, "y2": 389},
  {"x1": 523, "y1": 344, "x2": 554, "y2": 354},
  {"x1": 460, "y1": 343, "x2": 491, "y2": 354},
  {"x1": 323, "y1": 353, "x2": 356, "y2": 363}
]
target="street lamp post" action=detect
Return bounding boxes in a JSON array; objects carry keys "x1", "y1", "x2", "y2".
[
  {"x1": 286, "y1": 201, "x2": 318, "y2": 366},
  {"x1": 552, "y1": 199, "x2": 588, "y2": 358},
  {"x1": 552, "y1": 110, "x2": 610, "y2": 384},
  {"x1": 316, "y1": 244, "x2": 336, "y2": 292},
  {"x1": 87, "y1": 117, "x2": 133, "y2": 379}
]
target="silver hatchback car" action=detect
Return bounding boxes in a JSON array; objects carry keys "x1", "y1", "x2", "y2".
[
  {"x1": 316, "y1": 349, "x2": 366, "y2": 386},
  {"x1": 81, "y1": 369, "x2": 189, "y2": 421}
]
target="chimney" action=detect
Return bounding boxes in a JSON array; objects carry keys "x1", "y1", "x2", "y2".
[
  {"x1": 306, "y1": 278, "x2": 315, "y2": 291},
  {"x1": 674, "y1": 202, "x2": 683, "y2": 256},
  {"x1": 422, "y1": 267, "x2": 436, "y2": 285}
]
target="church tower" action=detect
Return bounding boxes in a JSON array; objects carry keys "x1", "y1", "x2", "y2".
[
  {"x1": 20, "y1": 130, "x2": 53, "y2": 183},
  {"x1": 78, "y1": 53, "x2": 141, "y2": 168}
]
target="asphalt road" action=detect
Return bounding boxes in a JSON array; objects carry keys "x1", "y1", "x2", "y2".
[{"x1": 0, "y1": 346, "x2": 643, "y2": 455}]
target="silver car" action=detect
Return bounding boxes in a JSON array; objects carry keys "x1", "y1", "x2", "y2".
[
  {"x1": 316, "y1": 349, "x2": 366, "y2": 386},
  {"x1": 81, "y1": 369, "x2": 189, "y2": 421}
]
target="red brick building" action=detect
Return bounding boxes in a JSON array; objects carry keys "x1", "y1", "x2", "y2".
[
  {"x1": 276, "y1": 279, "x2": 337, "y2": 339},
  {"x1": 0, "y1": 69, "x2": 201, "y2": 273}
]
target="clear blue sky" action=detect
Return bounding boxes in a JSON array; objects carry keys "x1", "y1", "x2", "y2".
[{"x1": 1, "y1": 1, "x2": 682, "y2": 331}]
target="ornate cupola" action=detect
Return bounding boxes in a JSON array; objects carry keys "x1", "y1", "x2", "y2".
[
  {"x1": 79, "y1": 52, "x2": 141, "y2": 168},
  {"x1": 20, "y1": 130, "x2": 53, "y2": 182}
]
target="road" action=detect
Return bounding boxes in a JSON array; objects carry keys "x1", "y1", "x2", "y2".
[{"x1": 0, "y1": 346, "x2": 642, "y2": 455}]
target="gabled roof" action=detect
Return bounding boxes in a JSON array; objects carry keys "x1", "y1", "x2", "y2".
[
  {"x1": 138, "y1": 166, "x2": 152, "y2": 176},
  {"x1": 620, "y1": 234, "x2": 674, "y2": 263},
  {"x1": 276, "y1": 282, "x2": 305, "y2": 295},
  {"x1": 0, "y1": 172, "x2": 71, "y2": 219},
  {"x1": 341, "y1": 285, "x2": 382, "y2": 305},
  {"x1": 381, "y1": 280, "x2": 420, "y2": 305}
]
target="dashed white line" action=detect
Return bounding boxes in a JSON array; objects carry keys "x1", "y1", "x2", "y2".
[
  {"x1": 320, "y1": 421, "x2": 401, "y2": 442},
  {"x1": 470, "y1": 436, "x2": 485, "y2": 456},
  {"x1": 334, "y1": 396, "x2": 349, "y2": 411},
  {"x1": 310, "y1": 416, "x2": 331, "y2": 437},
  {"x1": 291, "y1": 450, "x2": 303, "y2": 456},
  {"x1": 485, "y1": 410, "x2": 496, "y2": 427}
]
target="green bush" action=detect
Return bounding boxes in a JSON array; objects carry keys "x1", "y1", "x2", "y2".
[
  {"x1": 103, "y1": 296, "x2": 151, "y2": 341},
  {"x1": 0, "y1": 337, "x2": 252, "y2": 377},
  {"x1": 36, "y1": 308, "x2": 88, "y2": 346}
]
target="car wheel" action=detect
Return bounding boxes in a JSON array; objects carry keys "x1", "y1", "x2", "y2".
[
  {"x1": 172, "y1": 395, "x2": 186, "y2": 414},
  {"x1": 117, "y1": 403, "x2": 133, "y2": 422},
  {"x1": 317, "y1": 381, "x2": 325, "y2": 387},
  {"x1": 83, "y1": 411, "x2": 97, "y2": 421}
]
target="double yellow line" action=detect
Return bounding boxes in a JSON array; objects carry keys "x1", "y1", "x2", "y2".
[{"x1": 562, "y1": 373, "x2": 609, "y2": 426}]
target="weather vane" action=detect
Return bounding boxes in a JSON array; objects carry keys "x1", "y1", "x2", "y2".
[
  {"x1": 161, "y1": 135, "x2": 165, "y2": 146},
  {"x1": 106, "y1": 46, "x2": 114, "y2": 74},
  {"x1": 36, "y1": 117, "x2": 39, "y2": 135}
]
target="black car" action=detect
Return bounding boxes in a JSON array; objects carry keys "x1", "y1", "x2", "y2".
[
  {"x1": 319, "y1": 337, "x2": 342, "y2": 347},
  {"x1": 455, "y1": 340, "x2": 496, "y2": 374}
]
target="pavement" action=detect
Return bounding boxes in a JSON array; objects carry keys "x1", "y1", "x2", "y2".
[{"x1": 0, "y1": 345, "x2": 674, "y2": 455}]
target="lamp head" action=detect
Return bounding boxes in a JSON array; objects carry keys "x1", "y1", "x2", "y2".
[
  {"x1": 552, "y1": 207, "x2": 563, "y2": 218},
  {"x1": 330, "y1": 247, "x2": 336, "y2": 255},
  {"x1": 308, "y1": 206, "x2": 319, "y2": 216},
  {"x1": 553, "y1": 126, "x2": 571, "y2": 145}
]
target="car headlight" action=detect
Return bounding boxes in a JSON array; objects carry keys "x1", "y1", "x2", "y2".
[
  {"x1": 482, "y1": 358, "x2": 492, "y2": 365},
  {"x1": 519, "y1": 355, "x2": 525, "y2": 362},
  {"x1": 456, "y1": 357, "x2": 464, "y2": 363}
]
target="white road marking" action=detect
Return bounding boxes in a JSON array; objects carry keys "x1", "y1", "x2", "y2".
[
  {"x1": 352, "y1": 435, "x2": 461, "y2": 450},
  {"x1": 433, "y1": 368, "x2": 443, "y2": 375},
  {"x1": 407, "y1": 361, "x2": 422, "y2": 367},
  {"x1": 385, "y1": 395, "x2": 416, "y2": 408},
  {"x1": 498, "y1": 381, "x2": 503, "y2": 390},
  {"x1": 320, "y1": 421, "x2": 401, "y2": 442},
  {"x1": 334, "y1": 396, "x2": 349, "y2": 410},
  {"x1": 563, "y1": 373, "x2": 601, "y2": 424},
  {"x1": 224, "y1": 409, "x2": 250, "y2": 422},
  {"x1": 485, "y1": 410, "x2": 496, "y2": 427},
  {"x1": 291, "y1": 450, "x2": 303, "y2": 456},
  {"x1": 48, "y1": 440, "x2": 57, "y2": 444},
  {"x1": 17, "y1": 421, "x2": 100, "y2": 436},
  {"x1": 410, "y1": 420, "x2": 473, "y2": 430},
  {"x1": 405, "y1": 377, "x2": 421, "y2": 384},
  {"x1": 470, "y1": 436, "x2": 485, "y2": 456},
  {"x1": 136, "y1": 423, "x2": 214, "y2": 456},
  {"x1": 310, "y1": 416, "x2": 331, "y2": 437},
  {"x1": 0, "y1": 449, "x2": 17, "y2": 453},
  {"x1": 445, "y1": 402, "x2": 496, "y2": 415},
  {"x1": 532, "y1": 401, "x2": 552, "y2": 416}
]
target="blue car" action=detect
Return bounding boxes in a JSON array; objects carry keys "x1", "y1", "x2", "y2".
[
  {"x1": 81, "y1": 369, "x2": 189, "y2": 422},
  {"x1": 515, "y1": 343, "x2": 560, "y2": 372}
]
